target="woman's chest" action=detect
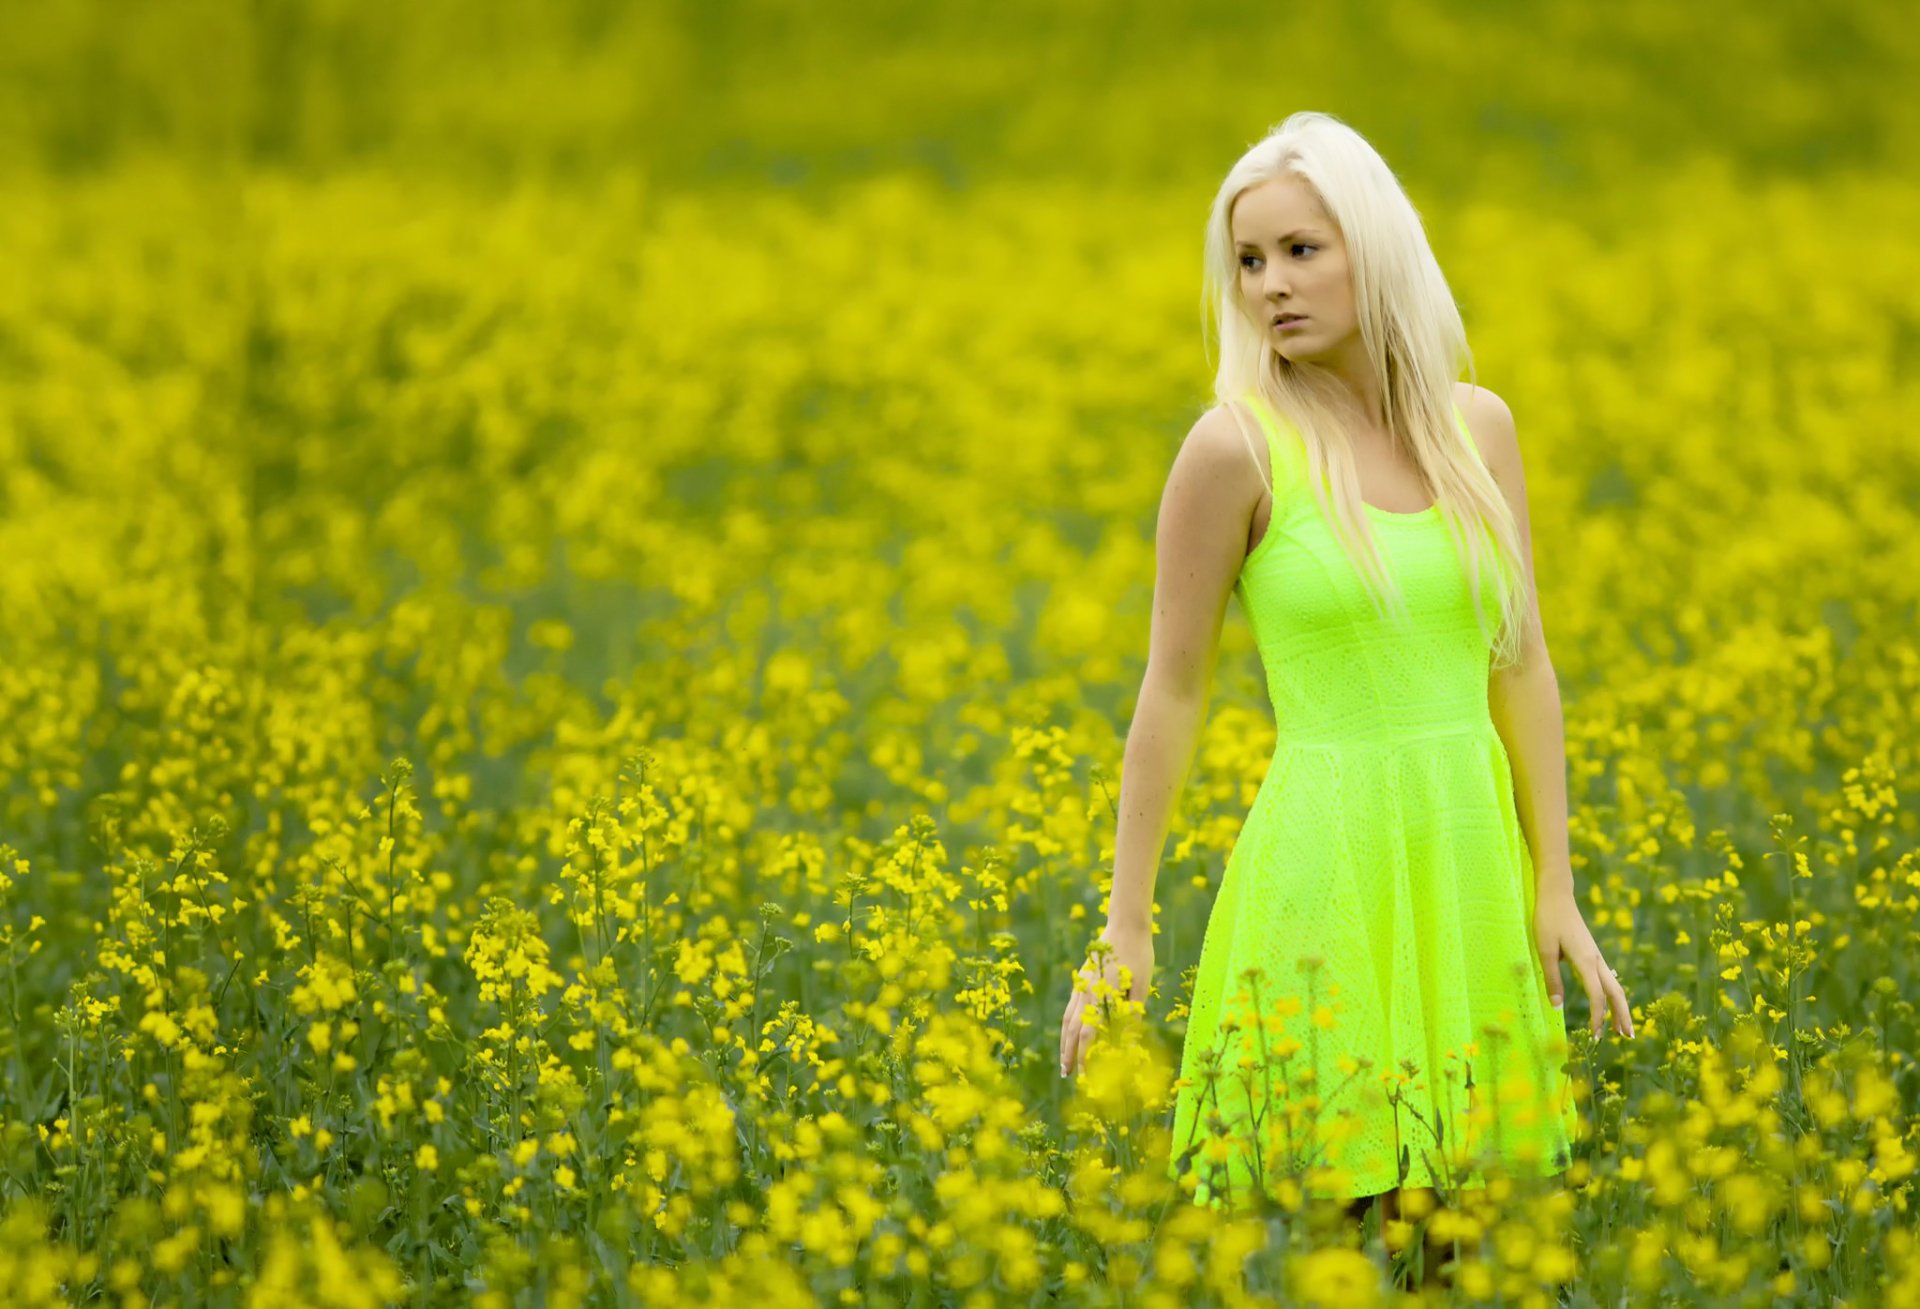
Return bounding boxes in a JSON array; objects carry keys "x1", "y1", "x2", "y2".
[{"x1": 1237, "y1": 511, "x2": 1481, "y2": 636}]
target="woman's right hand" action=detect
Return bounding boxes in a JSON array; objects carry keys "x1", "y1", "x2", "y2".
[{"x1": 1060, "y1": 921, "x2": 1154, "y2": 1079}]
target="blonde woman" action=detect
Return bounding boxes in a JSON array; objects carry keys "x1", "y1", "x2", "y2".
[{"x1": 1057, "y1": 111, "x2": 1633, "y2": 1256}]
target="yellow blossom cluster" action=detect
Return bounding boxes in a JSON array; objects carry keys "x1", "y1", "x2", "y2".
[{"x1": 0, "y1": 2, "x2": 1916, "y2": 1306}]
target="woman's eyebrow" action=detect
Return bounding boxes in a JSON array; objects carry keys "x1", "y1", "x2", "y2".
[{"x1": 1235, "y1": 230, "x2": 1320, "y2": 247}]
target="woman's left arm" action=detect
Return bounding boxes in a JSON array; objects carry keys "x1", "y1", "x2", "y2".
[{"x1": 1461, "y1": 385, "x2": 1635, "y2": 1041}]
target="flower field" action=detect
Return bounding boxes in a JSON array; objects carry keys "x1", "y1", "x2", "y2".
[{"x1": 0, "y1": 2, "x2": 1917, "y2": 1305}]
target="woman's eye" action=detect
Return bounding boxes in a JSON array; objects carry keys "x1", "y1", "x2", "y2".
[{"x1": 1241, "y1": 246, "x2": 1313, "y2": 268}]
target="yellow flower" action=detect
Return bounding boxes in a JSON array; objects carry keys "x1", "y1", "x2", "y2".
[{"x1": 1291, "y1": 1247, "x2": 1381, "y2": 1306}]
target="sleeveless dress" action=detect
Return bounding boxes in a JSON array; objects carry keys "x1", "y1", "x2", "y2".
[{"x1": 1166, "y1": 389, "x2": 1580, "y2": 1208}]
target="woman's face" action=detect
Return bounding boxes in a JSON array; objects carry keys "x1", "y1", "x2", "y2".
[{"x1": 1232, "y1": 175, "x2": 1357, "y2": 365}]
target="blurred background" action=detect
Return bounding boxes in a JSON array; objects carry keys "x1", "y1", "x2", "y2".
[{"x1": 1, "y1": 1, "x2": 1917, "y2": 1304}]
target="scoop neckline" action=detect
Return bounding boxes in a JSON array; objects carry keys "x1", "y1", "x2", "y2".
[
  {"x1": 1241, "y1": 393, "x2": 1441, "y2": 522},
  {"x1": 1362, "y1": 499, "x2": 1441, "y2": 521}
]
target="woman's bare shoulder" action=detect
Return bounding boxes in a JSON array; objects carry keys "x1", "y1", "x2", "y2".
[{"x1": 1450, "y1": 381, "x2": 1521, "y2": 485}]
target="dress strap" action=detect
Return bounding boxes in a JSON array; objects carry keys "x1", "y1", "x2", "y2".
[
  {"x1": 1448, "y1": 400, "x2": 1490, "y2": 473},
  {"x1": 1237, "y1": 390, "x2": 1305, "y2": 500}
]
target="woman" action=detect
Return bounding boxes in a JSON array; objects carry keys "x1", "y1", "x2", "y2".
[{"x1": 1056, "y1": 112, "x2": 1635, "y2": 1244}]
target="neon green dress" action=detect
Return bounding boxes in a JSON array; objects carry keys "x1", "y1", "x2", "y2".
[{"x1": 1167, "y1": 390, "x2": 1580, "y2": 1208}]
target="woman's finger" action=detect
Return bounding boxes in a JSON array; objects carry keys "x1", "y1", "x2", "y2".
[
  {"x1": 1602, "y1": 965, "x2": 1634, "y2": 1037},
  {"x1": 1069, "y1": 1015, "x2": 1094, "y2": 1078},
  {"x1": 1578, "y1": 956, "x2": 1610, "y2": 1038},
  {"x1": 1538, "y1": 940, "x2": 1564, "y2": 1011},
  {"x1": 1068, "y1": 986, "x2": 1099, "y2": 1077}
]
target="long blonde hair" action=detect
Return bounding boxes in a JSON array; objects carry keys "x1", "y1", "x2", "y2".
[{"x1": 1201, "y1": 110, "x2": 1531, "y2": 670}]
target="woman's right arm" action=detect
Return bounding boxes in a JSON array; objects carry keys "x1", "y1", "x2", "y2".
[
  {"x1": 1105, "y1": 402, "x2": 1261, "y2": 933},
  {"x1": 1061, "y1": 402, "x2": 1263, "y2": 1077}
]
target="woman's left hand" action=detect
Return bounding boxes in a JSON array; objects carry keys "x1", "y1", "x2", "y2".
[{"x1": 1535, "y1": 887, "x2": 1634, "y2": 1039}]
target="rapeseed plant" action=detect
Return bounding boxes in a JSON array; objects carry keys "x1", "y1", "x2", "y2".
[{"x1": 1, "y1": 6, "x2": 1917, "y2": 1305}]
